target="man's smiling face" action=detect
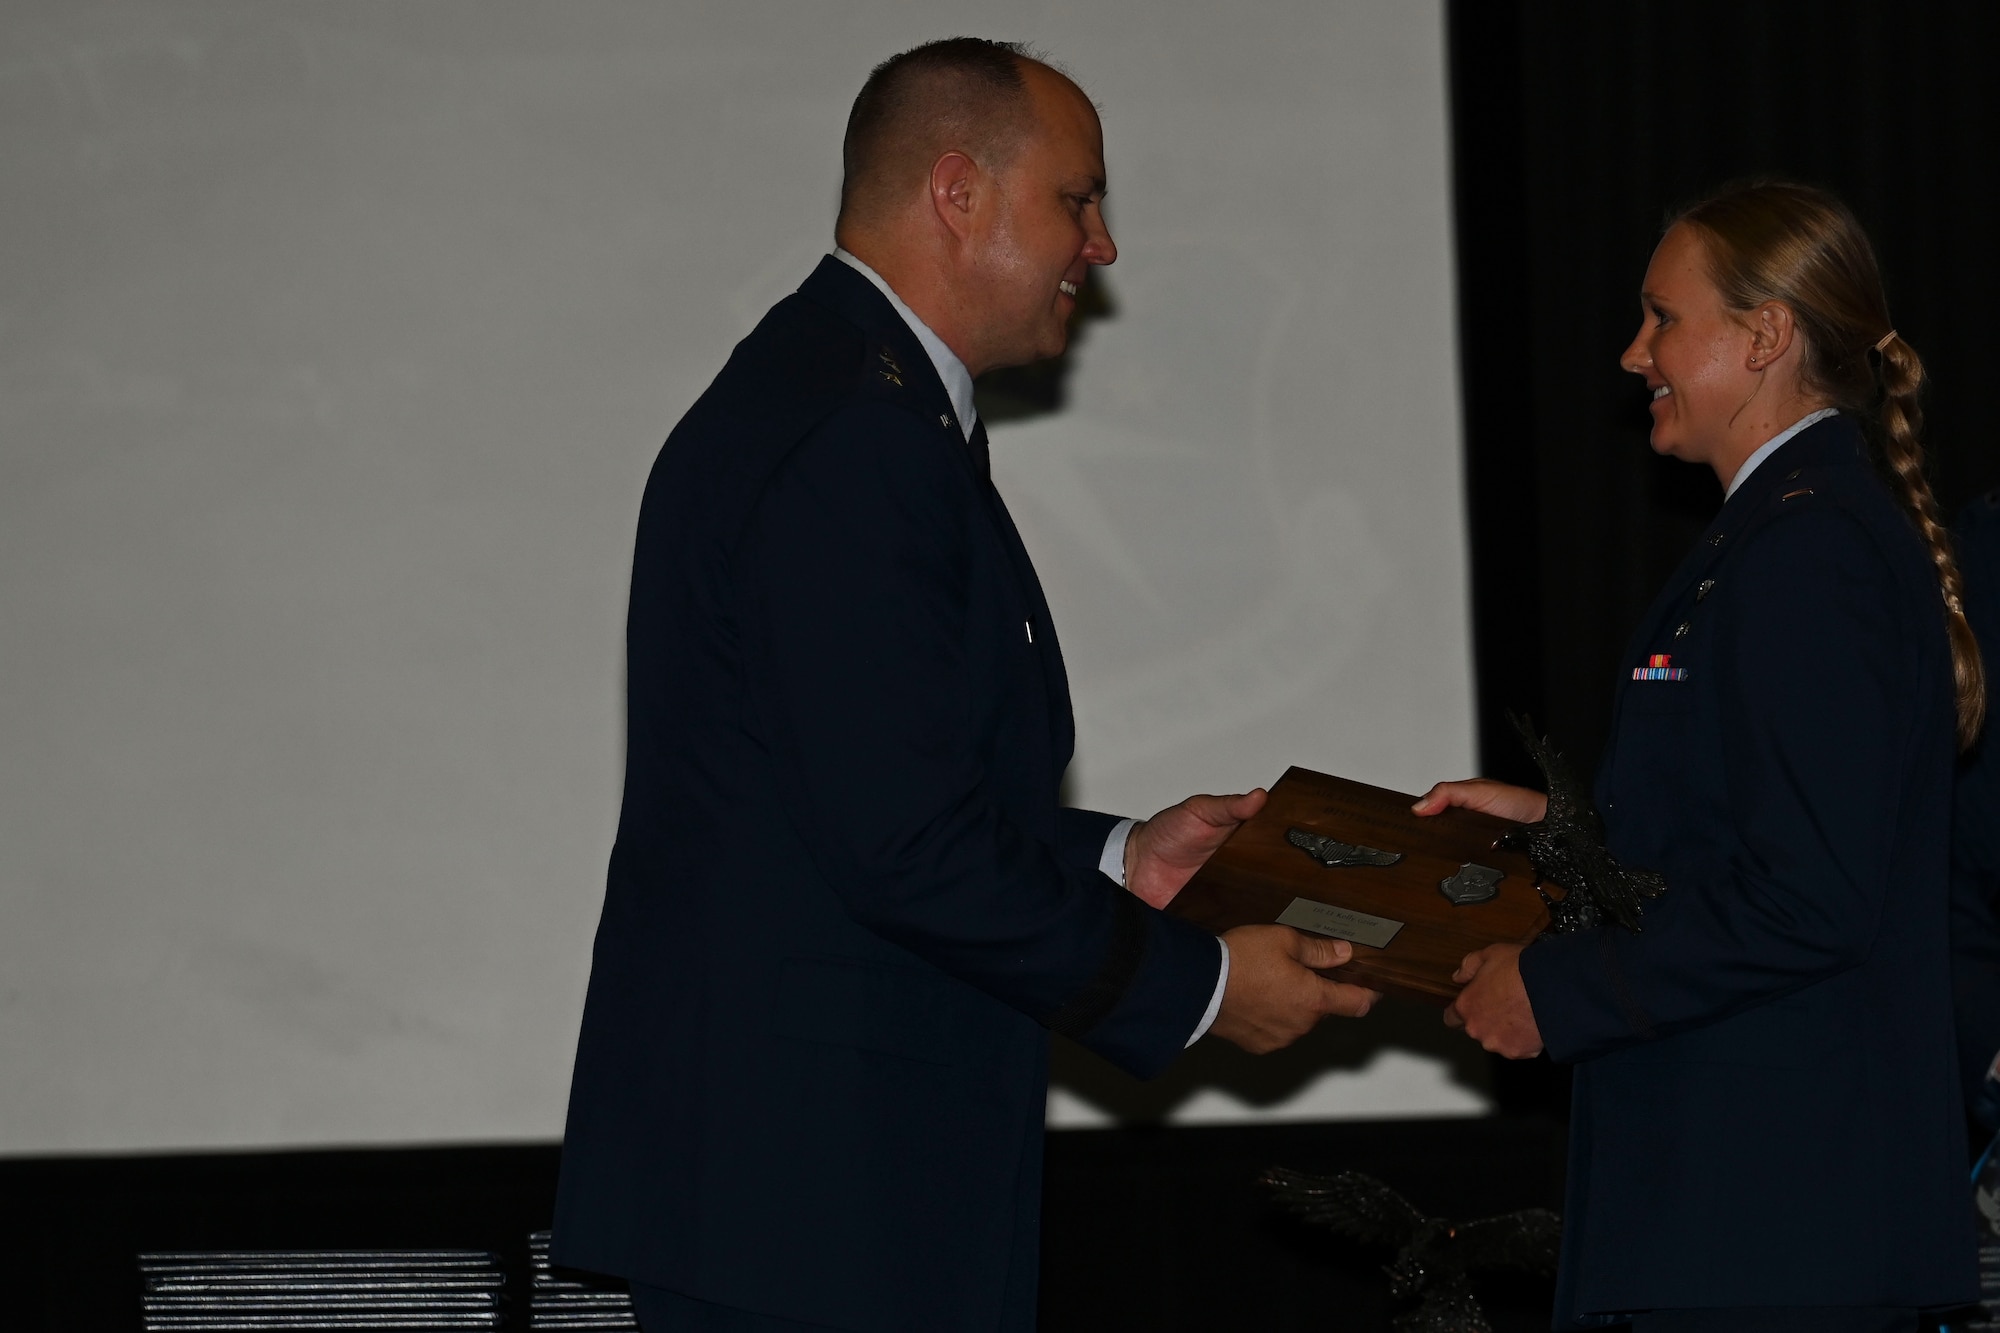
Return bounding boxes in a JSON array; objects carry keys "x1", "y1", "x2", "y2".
[{"x1": 969, "y1": 63, "x2": 1117, "y2": 372}]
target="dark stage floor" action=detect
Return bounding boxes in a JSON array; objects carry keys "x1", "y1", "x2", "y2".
[{"x1": 0, "y1": 1115, "x2": 1569, "y2": 1332}]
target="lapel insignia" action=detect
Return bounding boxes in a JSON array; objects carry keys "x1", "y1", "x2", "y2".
[
  {"x1": 1632, "y1": 653, "x2": 1688, "y2": 682},
  {"x1": 874, "y1": 346, "x2": 905, "y2": 387}
]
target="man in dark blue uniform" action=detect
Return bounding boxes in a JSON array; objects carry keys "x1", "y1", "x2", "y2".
[{"x1": 552, "y1": 39, "x2": 1378, "y2": 1332}]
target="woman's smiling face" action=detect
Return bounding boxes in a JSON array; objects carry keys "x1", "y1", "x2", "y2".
[{"x1": 1620, "y1": 223, "x2": 1759, "y2": 468}]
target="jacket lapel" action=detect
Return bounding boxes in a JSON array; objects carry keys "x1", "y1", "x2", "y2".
[
  {"x1": 796, "y1": 257, "x2": 1073, "y2": 757},
  {"x1": 977, "y1": 484, "x2": 1078, "y2": 763},
  {"x1": 1596, "y1": 415, "x2": 1867, "y2": 801}
]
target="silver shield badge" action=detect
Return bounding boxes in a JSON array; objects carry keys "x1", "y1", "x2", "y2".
[{"x1": 1439, "y1": 863, "x2": 1503, "y2": 906}]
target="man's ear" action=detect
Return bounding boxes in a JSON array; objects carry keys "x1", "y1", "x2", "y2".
[
  {"x1": 929, "y1": 151, "x2": 979, "y2": 242},
  {"x1": 1747, "y1": 301, "x2": 1796, "y2": 370}
]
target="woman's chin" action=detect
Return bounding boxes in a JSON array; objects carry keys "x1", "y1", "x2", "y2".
[{"x1": 1646, "y1": 425, "x2": 1704, "y2": 465}]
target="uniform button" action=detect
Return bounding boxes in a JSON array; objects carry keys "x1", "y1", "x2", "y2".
[
  {"x1": 1674, "y1": 622, "x2": 1691, "y2": 639},
  {"x1": 1696, "y1": 579, "x2": 1716, "y2": 602}
]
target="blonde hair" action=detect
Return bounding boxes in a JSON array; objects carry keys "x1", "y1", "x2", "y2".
[{"x1": 1674, "y1": 181, "x2": 1985, "y2": 749}]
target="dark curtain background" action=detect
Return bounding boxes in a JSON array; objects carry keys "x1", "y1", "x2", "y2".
[
  {"x1": 1449, "y1": 0, "x2": 2000, "y2": 1113},
  {"x1": 1453, "y1": 0, "x2": 2000, "y2": 790}
]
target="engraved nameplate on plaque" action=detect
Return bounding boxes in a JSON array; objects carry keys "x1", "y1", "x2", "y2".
[{"x1": 1275, "y1": 897, "x2": 1405, "y2": 949}]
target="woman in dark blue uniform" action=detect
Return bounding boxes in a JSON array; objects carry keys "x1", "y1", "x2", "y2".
[{"x1": 1420, "y1": 182, "x2": 1987, "y2": 1332}]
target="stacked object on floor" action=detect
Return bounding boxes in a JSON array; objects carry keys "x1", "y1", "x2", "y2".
[
  {"x1": 1971, "y1": 1240, "x2": 2000, "y2": 1333},
  {"x1": 527, "y1": 1230, "x2": 636, "y2": 1331},
  {"x1": 138, "y1": 1249, "x2": 504, "y2": 1330}
]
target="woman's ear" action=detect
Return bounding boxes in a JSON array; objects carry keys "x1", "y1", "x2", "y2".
[{"x1": 1747, "y1": 301, "x2": 1796, "y2": 370}]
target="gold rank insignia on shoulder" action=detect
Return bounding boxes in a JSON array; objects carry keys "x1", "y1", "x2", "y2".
[
  {"x1": 868, "y1": 345, "x2": 904, "y2": 386},
  {"x1": 1633, "y1": 653, "x2": 1688, "y2": 682}
]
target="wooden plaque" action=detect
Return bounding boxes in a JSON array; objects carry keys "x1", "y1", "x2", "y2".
[{"x1": 1167, "y1": 767, "x2": 1553, "y2": 1004}]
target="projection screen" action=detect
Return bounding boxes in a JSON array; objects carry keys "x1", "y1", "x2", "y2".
[{"x1": 0, "y1": 0, "x2": 1474, "y2": 1153}]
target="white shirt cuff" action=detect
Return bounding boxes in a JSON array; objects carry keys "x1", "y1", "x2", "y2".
[
  {"x1": 1098, "y1": 818, "x2": 1138, "y2": 886},
  {"x1": 1187, "y1": 939, "x2": 1229, "y2": 1047},
  {"x1": 1097, "y1": 817, "x2": 1228, "y2": 1048}
]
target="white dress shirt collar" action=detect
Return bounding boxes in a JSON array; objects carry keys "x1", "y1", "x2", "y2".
[
  {"x1": 1724, "y1": 407, "x2": 1839, "y2": 500},
  {"x1": 832, "y1": 248, "x2": 978, "y2": 442}
]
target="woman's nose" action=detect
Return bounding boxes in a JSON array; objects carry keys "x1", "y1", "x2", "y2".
[{"x1": 1619, "y1": 329, "x2": 1650, "y2": 376}]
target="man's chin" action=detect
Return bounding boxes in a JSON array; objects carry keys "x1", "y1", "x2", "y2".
[{"x1": 981, "y1": 323, "x2": 1072, "y2": 373}]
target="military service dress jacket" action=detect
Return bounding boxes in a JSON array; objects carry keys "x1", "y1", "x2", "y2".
[
  {"x1": 1951, "y1": 489, "x2": 2000, "y2": 1111},
  {"x1": 551, "y1": 257, "x2": 1222, "y2": 1331},
  {"x1": 1518, "y1": 414, "x2": 1977, "y2": 1325}
]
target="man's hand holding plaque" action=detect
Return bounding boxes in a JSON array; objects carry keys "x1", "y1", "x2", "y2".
[
  {"x1": 1123, "y1": 787, "x2": 1272, "y2": 910},
  {"x1": 1210, "y1": 926, "x2": 1379, "y2": 1052},
  {"x1": 1127, "y1": 788, "x2": 1381, "y2": 1052}
]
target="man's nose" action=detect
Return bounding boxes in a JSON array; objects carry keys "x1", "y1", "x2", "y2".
[{"x1": 1085, "y1": 211, "x2": 1117, "y2": 266}]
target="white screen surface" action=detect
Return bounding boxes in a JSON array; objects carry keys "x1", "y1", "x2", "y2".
[{"x1": 0, "y1": 1, "x2": 1477, "y2": 1153}]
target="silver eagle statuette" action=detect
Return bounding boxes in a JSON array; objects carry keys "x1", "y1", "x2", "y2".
[
  {"x1": 1263, "y1": 1167, "x2": 1561, "y2": 1333},
  {"x1": 1498, "y1": 711, "x2": 1667, "y2": 933},
  {"x1": 1286, "y1": 827, "x2": 1402, "y2": 868}
]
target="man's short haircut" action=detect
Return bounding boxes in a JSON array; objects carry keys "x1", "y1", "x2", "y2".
[{"x1": 838, "y1": 37, "x2": 1041, "y2": 227}]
